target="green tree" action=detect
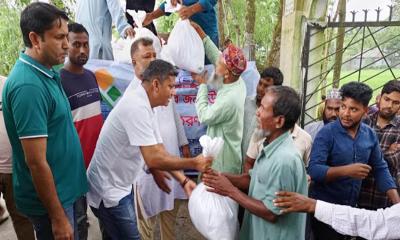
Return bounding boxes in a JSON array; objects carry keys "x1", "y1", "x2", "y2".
[{"x1": 0, "y1": 0, "x2": 23, "y2": 76}]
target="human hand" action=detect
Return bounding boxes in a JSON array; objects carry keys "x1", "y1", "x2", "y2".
[
  {"x1": 181, "y1": 145, "x2": 191, "y2": 158},
  {"x1": 51, "y1": 215, "x2": 74, "y2": 240},
  {"x1": 194, "y1": 154, "x2": 213, "y2": 172},
  {"x1": 189, "y1": 21, "x2": 207, "y2": 39},
  {"x1": 125, "y1": 27, "x2": 135, "y2": 38},
  {"x1": 191, "y1": 70, "x2": 207, "y2": 85},
  {"x1": 388, "y1": 143, "x2": 400, "y2": 153},
  {"x1": 202, "y1": 170, "x2": 236, "y2": 197},
  {"x1": 183, "y1": 179, "x2": 197, "y2": 197},
  {"x1": 150, "y1": 169, "x2": 172, "y2": 193},
  {"x1": 273, "y1": 191, "x2": 317, "y2": 214},
  {"x1": 178, "y1": 6, "x2": 195, "y2": 20},
  {"x1": 344, "y1": 163, "x2": 371, "y2": 180}
]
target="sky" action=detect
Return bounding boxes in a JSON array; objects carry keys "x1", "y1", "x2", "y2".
[{"x1": 344, "y1": 0, "x2": 394, "y2": 21}]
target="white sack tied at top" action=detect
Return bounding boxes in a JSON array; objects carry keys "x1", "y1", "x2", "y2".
[{"x1": 188, "y1": 135, "x2": 239, "y2": 240}]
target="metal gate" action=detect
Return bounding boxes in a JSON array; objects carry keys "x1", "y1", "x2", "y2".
[{"x1": 300, "y1": 6, "x2": 400, "y2": 127}]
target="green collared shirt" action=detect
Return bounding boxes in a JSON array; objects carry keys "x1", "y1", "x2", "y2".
[
  {"x1": 240, "y1": 132, "x2": 307, "y2": 240},
  {"x1": 2, "y1": 52, "x2": 88, "y2": 215},
  {"x1": 195, "y1": 36, "x2": 246, "y2": 174}
]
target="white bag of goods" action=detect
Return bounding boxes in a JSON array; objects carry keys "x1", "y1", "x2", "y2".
[
  {"x1": 167, "y1": 19, "x2": 205, "y2": 73},
  {"x1": 124, "y1": 10, "x2": 162, "y2": 57},
  {"x1": 188, "y1": 136, "x2": 239, "y2": 240}
]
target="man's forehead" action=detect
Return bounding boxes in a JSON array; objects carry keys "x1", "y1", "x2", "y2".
[
  {"x1": 68, "y1": 32, "x2": 88, "y2": 41},
  {"x1": 326, "y1": 99, "x2": 341, "y2": 106}
]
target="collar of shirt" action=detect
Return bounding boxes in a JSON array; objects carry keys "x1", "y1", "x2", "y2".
[
  {"x1": 333, "y1": 118, "x2": 368, "y2": 140},
  {"x1": 18, "y1": 51, "x2": 56, "y2": 80},
  {"x1": 367, "y1": 111, "x2": 400, "y2": 129},
  {"x1": 219, "y1": 77, "x2": 243, "y2": 92},
  {"x1": 261, "y1": 131, "x2": 291, "y2": 159}
]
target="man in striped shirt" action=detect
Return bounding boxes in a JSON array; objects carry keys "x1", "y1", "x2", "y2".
[{"x1": 60, "y1": 22, "x2": 103, "y2": 240}]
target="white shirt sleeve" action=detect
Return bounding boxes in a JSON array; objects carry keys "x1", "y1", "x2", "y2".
[
  {"x1": 121, "y1": 105, "x2": 160, "y2": 147},
  {"x1": 315, "y1": 200, "x2": 400, "y2": 240}
]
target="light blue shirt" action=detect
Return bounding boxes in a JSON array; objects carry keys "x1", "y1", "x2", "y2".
[{"x1": 75, "y1": 0, "x2": 130, "y2": 60}]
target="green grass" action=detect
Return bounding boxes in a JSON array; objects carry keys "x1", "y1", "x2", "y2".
[{"x1": 325, "y1": 68, "x2": 400, "y2": 103}]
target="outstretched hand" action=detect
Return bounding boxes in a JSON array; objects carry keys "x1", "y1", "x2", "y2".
[
  {"x1": 202, "y1": 169, "x2": 236, "y2": 197},
  {"x1": 273, "y1": 191, "x2": 316, "y2": 214}
]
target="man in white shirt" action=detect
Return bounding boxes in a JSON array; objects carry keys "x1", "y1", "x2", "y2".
[
  {"x1": 274, "y1": 191, "x2": 400, "y2": 240},
  {"x1": 128, "y1": 37, "x2": 194, "y2": 240},
  {"x1": 87, "y1": 59, "x2": 211, "y2": 239}
]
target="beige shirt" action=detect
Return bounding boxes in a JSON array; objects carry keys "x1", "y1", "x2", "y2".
[
  {"x1": 246, "y1": 124, "x2": 313, "y2": 166},
  {"x1": 0, "y1": 75, "x2": 12, "y2": 173}
]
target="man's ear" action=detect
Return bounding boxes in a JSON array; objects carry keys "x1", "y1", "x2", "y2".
[
  {"x1": 29, "y1": 32, "x2": 42, "y2": 49},
  {"x1": 275, "y1": 115, "x2": 285, "y2": 129},
  {"x1": 152, "y1": 78, "x2": 160, "y2": 92}
]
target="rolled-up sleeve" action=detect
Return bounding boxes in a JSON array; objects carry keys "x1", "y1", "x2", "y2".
[{"x1": 308, "y1": 127, "x2": 332, "y2": 182}]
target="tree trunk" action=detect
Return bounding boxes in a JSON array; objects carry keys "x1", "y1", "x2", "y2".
[
  {"x1": 244, "y1": 0, "x2": 256, "y2": 60},
  {"x1": 265, "y1": 0, "x2": 283, "y2": 67},
  {"x1": 217, "y1": 0, "x2": 226, "y2": 48},
  {"x1": 332, "y1": 0, "x2": 346, "y2": 88}
]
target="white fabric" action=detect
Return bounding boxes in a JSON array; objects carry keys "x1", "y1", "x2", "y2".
[
  {"x1": 167, "y1": 19, "x2": 205, "y2": 73},
  {"x1": 315, "y1": 200, "x2": 400, "y2": 240},
  {"x1": 164, "y1": 0, "x2": 182, "y2": 13},
  {"x1": 189, "y1": 183, "x2": 239, "y2": 240},
  {"x1": 246, "y1": 125, "x2": 312, "y2": 165},
  {"x1": 136, "y1": 101, "x2": 188, "y2": 218},
  {"x1": 0, "y1": 76, "x2": 12, "y2": 174},
  {"x1": 87, "y1": 84, "x2": 162, "y2": 208},
  {"x1": 199, "y1": 135, "x2": 224, "y2": 158},
  {"x1": 189, "y1": 136, "x2": 239, "y2": 240}
]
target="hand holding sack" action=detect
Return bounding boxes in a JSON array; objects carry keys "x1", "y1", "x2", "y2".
[{"x1": 188, "y1": 135, "x2": 239, "y2": 240}]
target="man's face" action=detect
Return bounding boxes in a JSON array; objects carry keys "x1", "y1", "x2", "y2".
[
  {"x1": 378, "y1": 92, "x2": 400, "y2": 120},
  {"x1": 256, "y1": 92, "x2": 280, "y2": 137},
  {"x1": 132, "y1": 44, "x2": 156, "y2": 78},
  {"x1": 256, "y1": 77, "x2": 274, "y2": 102},
  {"x1": 67, "y1": 32, "x2": 89, "y2": 66},
  {"x1": 38, "y1": 18, "x2": 69, "y2": 66},
  {"x1": 339, "y1": 97, "x2": 367, "y2": 129},
  {"x1": 323, "y1": 99, "x2": 341, "y2": 122},
  {"x1": 155, "y1": 76, "x2": 176, "y2": 106}
]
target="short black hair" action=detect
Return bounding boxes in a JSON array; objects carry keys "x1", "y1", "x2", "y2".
[
  {"x1": 20, "y1": 2, "x2": 69, "y2": 48},
  {"x1": 142, "y1": 59, "x2": 178, "y2": 83},
  {"x1": 381, "y1": 80, "x2": 400, "y2": 95},
  {"x1": 130, "y1": 38, "x2": 153, "y2": 58},
  {"x1": 266, "y1": 86, "x2": 301, "y2": 131},
  {"x1": 68, "y1": 22, "x2": 89, "y2": 36},
  {"x1": 260, "y1": 67, "x2": 284, "y2": 86},
  {"x1": 340, "y1": 82, "x2": 372, "y2": 107}
]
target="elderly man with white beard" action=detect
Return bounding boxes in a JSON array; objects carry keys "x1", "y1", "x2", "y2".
[{"x1": 191, "y1": 22, "x2": 247, "y2": 175}]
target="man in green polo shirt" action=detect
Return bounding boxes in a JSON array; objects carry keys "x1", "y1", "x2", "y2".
[
  {"x1": 2, "y1": 3, "x2": 87, "y2": 239},
  {"x1": 203, "y1": 86, "x2": 308, "y2": 240}
]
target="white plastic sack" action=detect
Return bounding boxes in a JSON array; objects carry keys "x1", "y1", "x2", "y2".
[
  {"x1": 189, "y1": 183, "x2": 239, "y2": 240},
  {"x1": 164, "y1": 0, "x2": 182, "y2": 13},
  {"x1": 129, "y1": 10, "x2": 161, "y2": 54},
  {"x1": 188, "y1": 135, "x2": 239, "y2": 240},
  {"x1": 167, "y1": 19, "x2": 205, "y2": 73}
]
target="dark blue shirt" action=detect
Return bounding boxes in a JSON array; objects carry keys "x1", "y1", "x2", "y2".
[
  {"x1": 160, "y1": 0, "x2": 218, "y2": 46},
  {"x1": 308, "y1": 119, "x2": 396, "y2": 206}
]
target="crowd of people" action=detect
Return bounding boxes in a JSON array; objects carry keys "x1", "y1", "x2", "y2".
[{"x1": 0, "y1": 1, "x2": 400, "y2": 240}]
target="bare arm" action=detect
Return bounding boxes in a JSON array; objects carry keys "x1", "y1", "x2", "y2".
[
  {"x1": 243, "y1": 156, "x2": 255, "y2": 174},
  {"x1": 224, "y1": 172, "x2": 251, "y2": 191},
  {"x1": 21, "y1": 138, "x2": 73, "y2": 239},
  {"x1": 140, "y1": 144, "x2": 211, "y2": 172}
]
